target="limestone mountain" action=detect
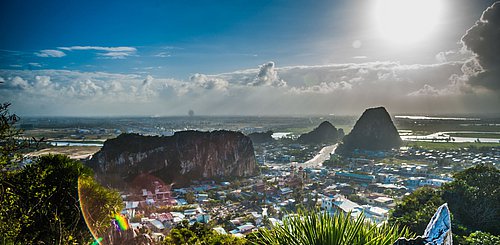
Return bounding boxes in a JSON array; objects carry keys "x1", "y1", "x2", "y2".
[
  {"x1": 297, "y1": 121, "x2": 344, "y2": 144},
  {"x1": 336, "y1": 106, "x2": 401, "y2": 154},
  {"x1": 248, "y1": 131, "x2": 274, "y2": 144},
  {"x1": 87, "y1": 130, "x2": 257, "y2": 187}
]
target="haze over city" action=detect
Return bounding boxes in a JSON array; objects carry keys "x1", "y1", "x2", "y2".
[{"x1": 1, "y1": 0, "x2": 499, "y2": 116}]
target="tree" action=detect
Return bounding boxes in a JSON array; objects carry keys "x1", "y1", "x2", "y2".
[
  {"x1": 185, "y1": 191, "x2": 196, "y2": 204},
  {"x1": 389, "y1": 186, "x2": 444, "y2": 234},
  {"x1": 463, "y1": 231, "x2": 500, "y2": 245},
  {"x1": 0, "y1": 102, "x2": 23, "y2": 169},
  {"x1": 1, "y1": 154, "x2": 123, "y2": 244},
  {"x1": 442, "y1": 164, "x2": 500, "y2": 235},
  {"x1": 78, "y1": 175, "x2": 124, "y2": 241},
  {"x1": 162, "y1": 221, "x2": 247, "y2": 245},
  {"x1": 390, "y1": 164, "x2": 500, "y2": 238}
]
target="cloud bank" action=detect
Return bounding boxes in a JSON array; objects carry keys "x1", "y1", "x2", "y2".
[{"x1": 1, "y1": 59, "x2": 498, "y2": 116}]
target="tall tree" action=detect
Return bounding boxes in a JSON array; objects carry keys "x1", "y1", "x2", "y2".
[
  {"x1": 389, "y1": 187, "x2": 444, "y2": 235},
  {"x1": 442, "y1": 164, "x2": 500, "y2": 235},
  {"x1": 0, "y1": 102, "x2": 22, "y2": 169},
  {"x1": 0, "y1": 103, "x2": 123, "y2": 244}
]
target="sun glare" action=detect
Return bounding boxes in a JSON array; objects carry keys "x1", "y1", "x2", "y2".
[{"x1": 375, "y1": 0, "x2": 442, "y2": 45}]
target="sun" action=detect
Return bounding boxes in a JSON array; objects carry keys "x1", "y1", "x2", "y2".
[{"x1": 375, "y1": 0, "x2": 442, "y2": 45}]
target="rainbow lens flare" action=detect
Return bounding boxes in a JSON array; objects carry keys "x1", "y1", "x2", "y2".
[{"x1": 114, "y1": 213, "x2": 129, "y2": 231}]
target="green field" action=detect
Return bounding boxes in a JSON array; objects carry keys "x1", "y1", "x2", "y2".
[{"x1": 404, "y1": 141, "x2": 500, "y2": 151}]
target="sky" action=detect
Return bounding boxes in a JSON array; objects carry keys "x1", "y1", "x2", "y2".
[{"x1": 1, "y1": 0, "x2": 499, "y2": 116}]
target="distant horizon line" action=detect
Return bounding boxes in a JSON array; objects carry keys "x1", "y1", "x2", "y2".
[{"x1": 17, "y1": 112, "x2": 500, "y2": 119}]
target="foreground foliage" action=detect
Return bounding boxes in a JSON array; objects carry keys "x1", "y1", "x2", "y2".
[
  {"x1": 463, "y1": 231, "x2": 500, "y2": 245},
  {"x1": 390, "y1": 164, "x2": 500, "y2": 242},
  {"x1": 0, "y1": 155, "x2": 123, "y2": 244},
  {"x1": 442, "y1": 164, "x2": 499, "y2": 235},
  {"x1": 252, "y1": 210, "x2": 412, "y2": 245},
  {"x1": 161, "y1": 221, "x2": 247, "y2": 245},
  {"x1": 389, "y1": 187, "x2": 444, "y2": 234}
]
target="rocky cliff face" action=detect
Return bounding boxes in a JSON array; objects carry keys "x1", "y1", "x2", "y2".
[
  {"x1": 297, "y1": 121, "x2": 344, "y2": 144},
  {"x1": 336, "y1": 107, "x2": 401, "y2": 154},
  {"x1": 88, "y1": 130, "x2": 257, "y2": 186}
]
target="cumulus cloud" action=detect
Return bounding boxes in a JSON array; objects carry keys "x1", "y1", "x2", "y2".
[
  {"x1": 10, "y1": 76, "x2": 30, "y2": 89},
  {"x1": 250, "y1": 61, "x2": 287, "y2": 87},
  {"x1": 190, "y1": 73, "x2": 229, "y2": 91},
  {"x1": 35, "y1": 49, "x2": 66, "y2": 58},
  {"x1": 460, "y1": 1, "x2": 500, "y2": 91},
  {"x1": 408, "y1": 84, "x2": 446, "y2": 96},
  {"x1": 1, "y1": 57, "x2": 498, "y2": 116},
  {"x1": 290, "y1": 81, "x2": 352, "y2": 94}
]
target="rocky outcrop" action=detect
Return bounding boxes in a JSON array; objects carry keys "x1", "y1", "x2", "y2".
[
  {"x1": 248, "y1": 131, "x2": 274, "y2": 144},
  {"x1": 88, "y1": 131, "x2": 257, "y2": 187},
  {"x1": 336, "y1": 107, "x2": 401, "y2": 154},
  {"x1": 297, "y1": 121, "x2": 344, "y2": 144},
  {"x1": 393, "y1": 203, "x2": 452, "y2": 245}
]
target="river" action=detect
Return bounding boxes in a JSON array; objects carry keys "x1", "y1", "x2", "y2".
[{"x1": 400, "y1": 131, "x2": 500, "y2": 143}]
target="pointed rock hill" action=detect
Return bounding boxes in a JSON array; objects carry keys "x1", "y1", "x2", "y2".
[
  {"x1": 297, "y1": 121, "x2": 344, "y2": 144},
  {"x1": 87, "y1": 130, "x2": 257, "y2": 187},
  {"x1": 248, "y1": 130, "x2": 274, "y2": 144},
  {"x1": 336, "y1": 107, "x2": 401, "y2": 154}
]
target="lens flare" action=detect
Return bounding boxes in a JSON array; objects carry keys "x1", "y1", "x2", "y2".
[
  {"x1": 114, "y1": 213, "x2": 129, "y2": 231},
  {"x1": 91, "y1": 237, "x2": 103, "y2": 245},
  {"x1": 78, "y1": 176, "x2": 102, "y2": 243}
]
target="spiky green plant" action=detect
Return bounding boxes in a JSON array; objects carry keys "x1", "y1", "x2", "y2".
[{"x1": 253, "y1": 210, "x2": 412, "y2": 245}]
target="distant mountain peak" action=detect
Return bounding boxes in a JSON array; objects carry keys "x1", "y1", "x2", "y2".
[
  {"x1": 297, "y1": 121, "x2": 344, "y2": 144},
  {"x1": 336, "y1": 106, "x2": 401, "y2": 154}
]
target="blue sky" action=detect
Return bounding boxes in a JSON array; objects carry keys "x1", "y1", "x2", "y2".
[
  {"x1": 1, "y1": 0, "x2": 344, "y2": 76},
  {"x1": 1, "y1": 0, "x2": 499, "y2": 116}
]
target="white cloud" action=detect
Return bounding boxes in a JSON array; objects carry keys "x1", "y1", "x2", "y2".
[
  {"x1": 154, "y1": 52, "x2": 171, "y2": 58},
  {"x1": 11, "y1": 76, "x2": 30, "y2": 89},
  {"x1": 408, "y1": 84, "x2": 446, "y2": 96},
  {"x1": 460, "y1": 2, "x2": 500, "y2": 91},
  {"x1": 1, "y1": 58, "x2": 498, "y2": 116},
  {"x1": 250, "y1": 61, "x2": 287, "y2": 87},
  {"x1": 28, "y1": 62, "x2": 42, "y2": 67},
  {"x1": 58, "y1": 46, "x2": 137, "y2": 59},
  {"x1": 59, "y1": 46, "x2": 137, "y2": 52},
  {"x1": 98, "y1": 51, "x2": 133, "y2": 59},
  {"x1": 35, "y1": 49, "x2": 66, "y2": 58},
  {"x1": 190, "y1": 73, "x2": 229, "y2": 91},
  {"x1": 289, "y1": 81, "x2": 352, "y2": 94}
]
